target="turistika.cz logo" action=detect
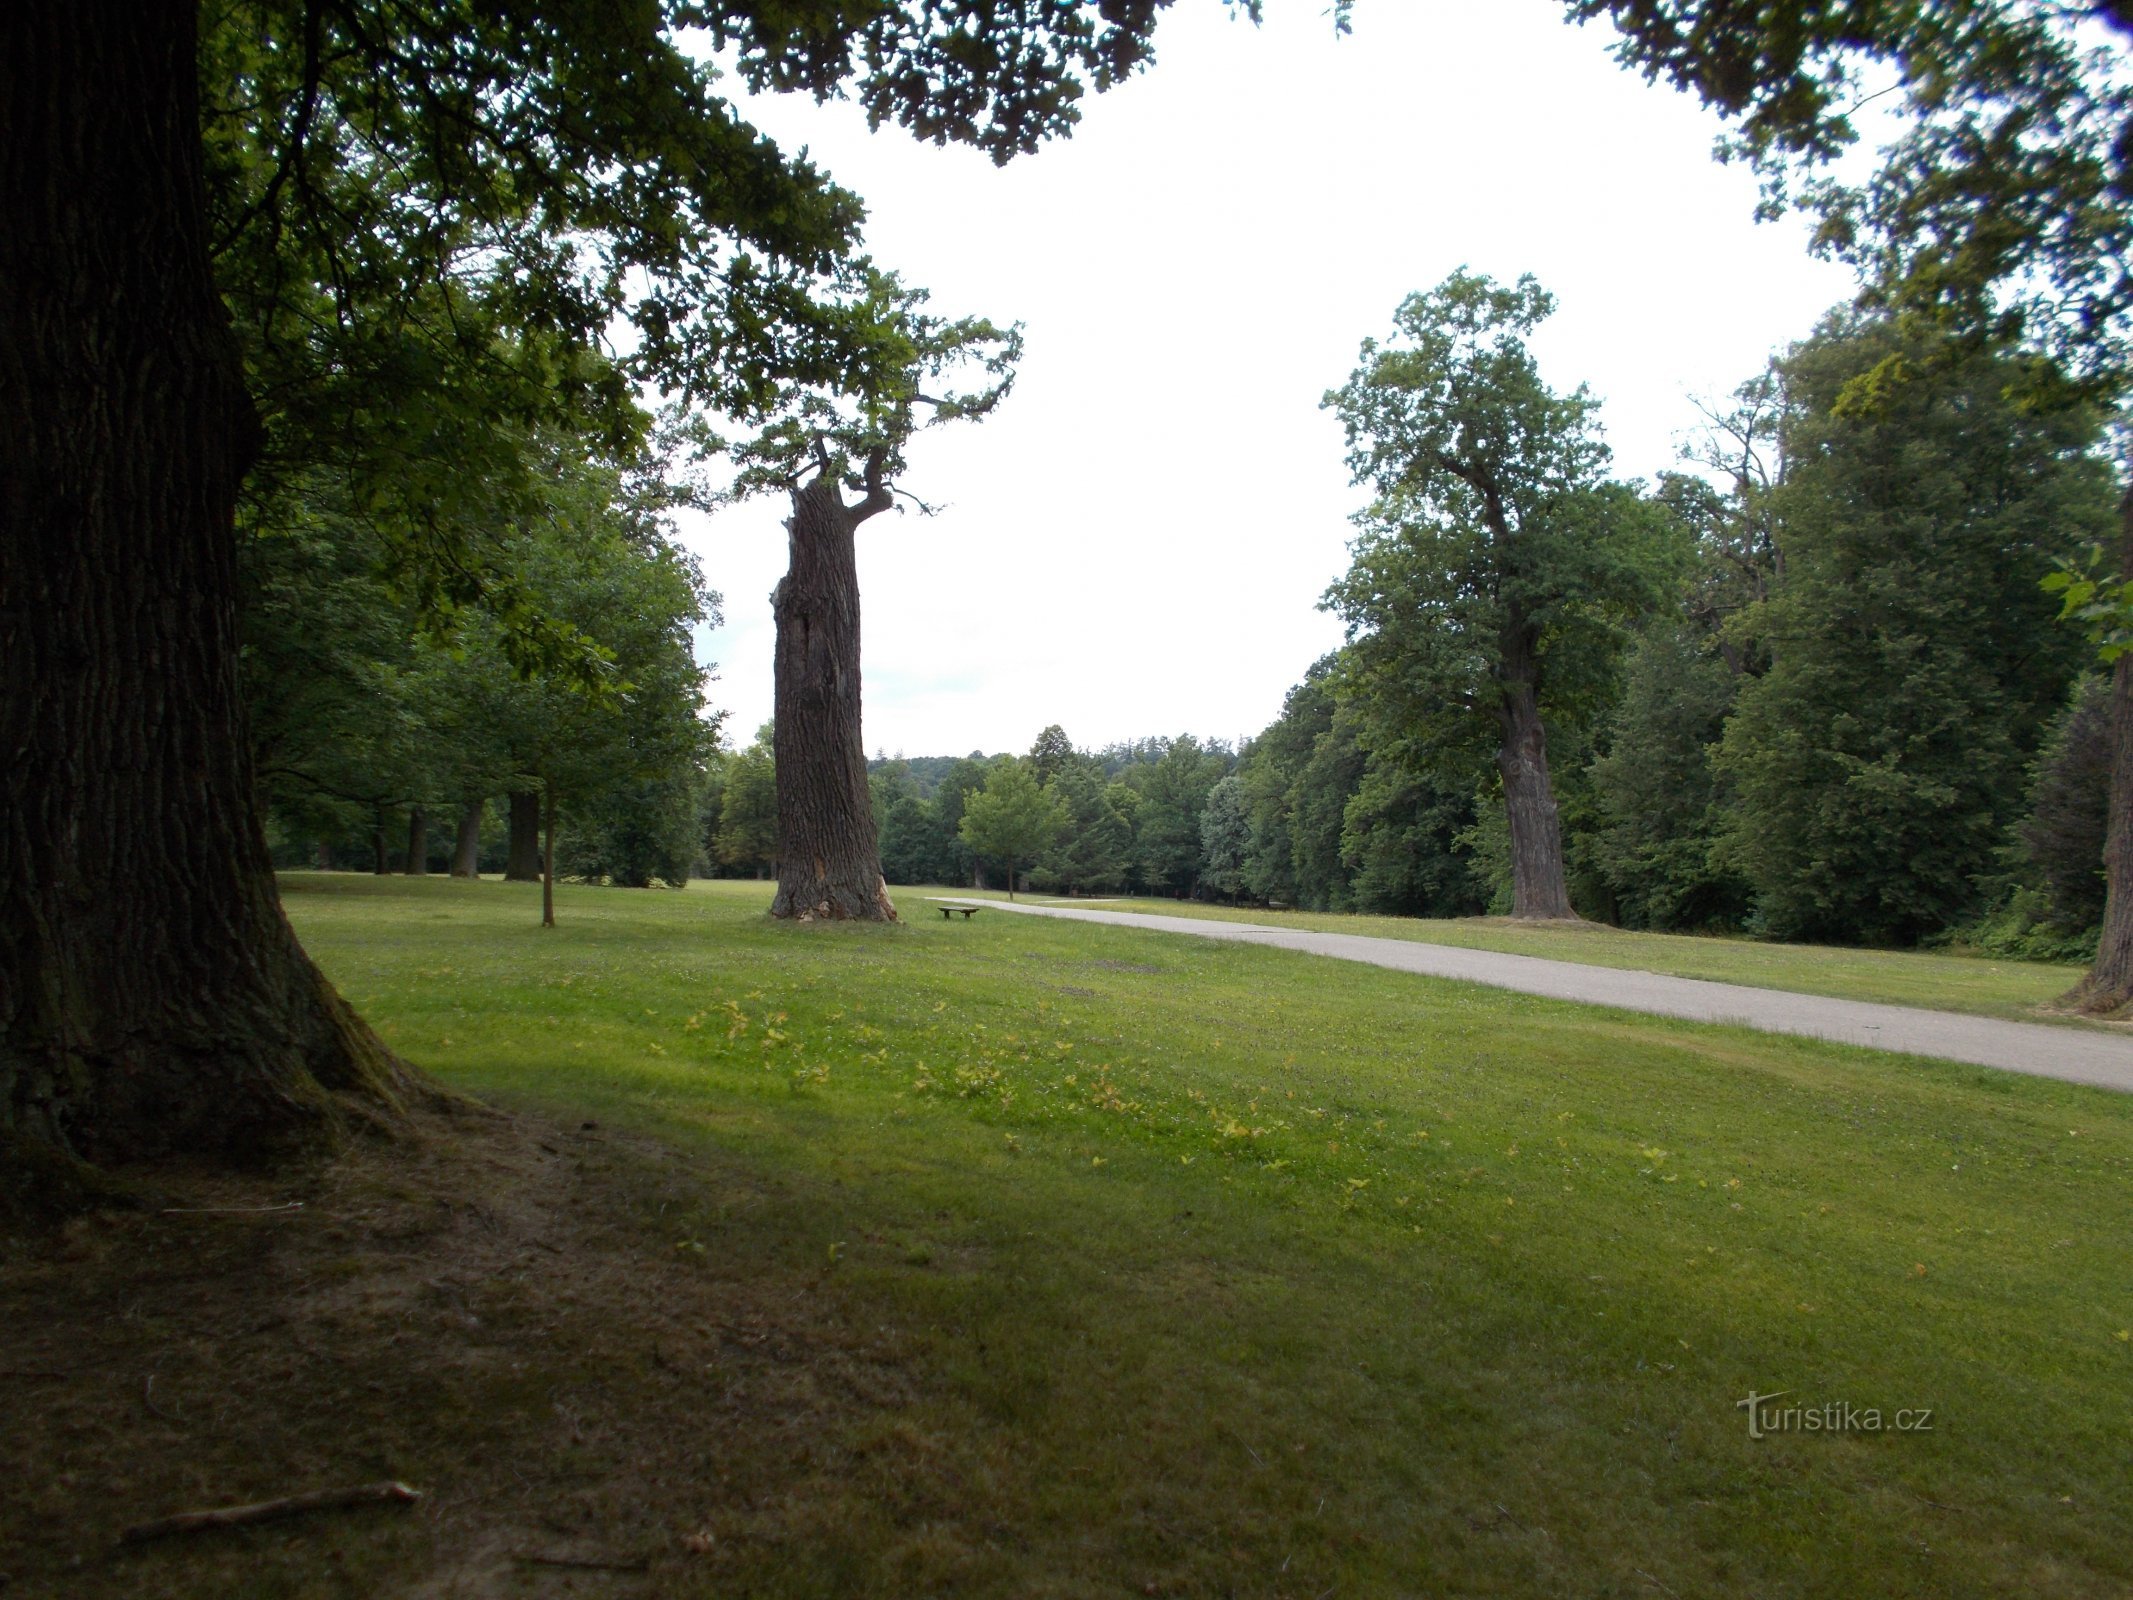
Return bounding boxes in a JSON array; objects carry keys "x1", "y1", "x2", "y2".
[{"x1": 1737, "y1": 1390, "x2": 1935, "y2": 1439}]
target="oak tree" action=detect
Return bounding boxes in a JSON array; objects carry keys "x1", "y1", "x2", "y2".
[
  {"x1": 1324, "y1": 272, "x2": 1678, "y2": 919},
  {"x1": 1, "y1": 0, "x2": 1184, "y2": 1182}
]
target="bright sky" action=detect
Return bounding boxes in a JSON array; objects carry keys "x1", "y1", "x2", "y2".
[{"x1": 678, "y1": 0, "x2": 1857, "y2": 759}]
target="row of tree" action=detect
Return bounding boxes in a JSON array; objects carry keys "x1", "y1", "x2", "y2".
[
  {"x1": 247, "y1": 436, "x2": 719, "y2": 905},
  {"x1": 876, "y1": 296, "x2": 2119, "y2": 957}
]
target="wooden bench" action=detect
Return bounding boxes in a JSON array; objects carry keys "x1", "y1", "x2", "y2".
[{"x1": 934, "y1": 900, "x2": 984, "y2": 920}]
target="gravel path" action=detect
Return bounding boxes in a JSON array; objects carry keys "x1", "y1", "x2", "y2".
[{"x1": 966, "y1": 901, "x2": 2133, "y2": 1094}]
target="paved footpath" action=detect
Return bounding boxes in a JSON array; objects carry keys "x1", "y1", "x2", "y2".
[{"x1": 965, "y1": 901, "x2": 2133, "y2": 1094}]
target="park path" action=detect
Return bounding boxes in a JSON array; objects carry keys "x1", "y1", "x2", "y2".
[{"x1": 961, "y1": 900, "x2": 2133, "y2": 1094}]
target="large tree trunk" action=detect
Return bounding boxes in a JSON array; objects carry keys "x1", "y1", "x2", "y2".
[
  {"x1": 505, "y1": 791, "x2": 543, "y2": 882},
  {"x1": 0, "y1": 3, "x2": 409, "y2": 1179},
  {"x1": 450, "y1": 801, "x2": 483, "y2": 878},
  {"x1": 403, "y1": 807, "x2": 428, "y2": 875},
  {"x1": 769, "y1": 471, "x2": 896, "y2": 921},
  {"x1": 1496, "y1": 676, "x2": 1578, "y2": 921},
  {"x1": 2070, "y1": 484, "x2": 2133, "y2": 1012}
]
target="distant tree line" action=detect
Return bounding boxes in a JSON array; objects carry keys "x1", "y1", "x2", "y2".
[
  {"x1": 846, "y1": 297, "x2": 2119, "y2": 955},
  {"x1": 708, "y1": 730, "x2": 1246, "y2": 897}
]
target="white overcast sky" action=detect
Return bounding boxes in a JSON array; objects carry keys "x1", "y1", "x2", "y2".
[{"x1": 677, "y1": 0, "x2": 1859, "y2": 759}]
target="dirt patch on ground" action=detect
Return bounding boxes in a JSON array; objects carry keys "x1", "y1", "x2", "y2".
[{"x1": 0, "y1": 1103, "x2": 962, "y2": 1598}]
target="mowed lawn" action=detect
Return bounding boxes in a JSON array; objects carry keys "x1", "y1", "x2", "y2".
[
  {"x1": 965, "y1": 890, "x2": 2094, "y2": 1024},
  {"x1": 286, "y1": 874, "x2": 2133, "y2": 1598}
]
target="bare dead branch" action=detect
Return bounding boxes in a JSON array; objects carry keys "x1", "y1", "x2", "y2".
[{"x1": 120, "y1": 1481, "x2": 422, "y2": 1543}]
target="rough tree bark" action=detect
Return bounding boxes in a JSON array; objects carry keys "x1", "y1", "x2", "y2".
[
  {"x1": 769, "y1": 467, "x2": 897, "y2": 921},
  {"x1": 403, "y1": 808, "x2": 428, "y2": 875},
  {"x1": 2071, "y1": 483, "x2": 2133, "y2": 1013},
  {"x1": 450, "y1": 802, "x2": 483, "y2": 878},
  {"x1": 505, "y1": 792, "x2": 544, "y2": 882},
  {"x1": 0, "y1": 2, "x2": 409, "y2": 1180},
  {"x1": 1494, "y1": 621, "x2": 1578, "y2": 921}
]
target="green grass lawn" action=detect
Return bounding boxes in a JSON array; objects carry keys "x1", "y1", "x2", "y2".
[
  {"x1": 946, "y1": 887, "x2": 2094, "y2": 1024},
  {"x1": 284, "y1": 873, "x2": 2133, "y2": 1598}
]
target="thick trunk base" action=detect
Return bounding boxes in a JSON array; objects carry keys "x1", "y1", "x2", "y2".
[
  {"x1": 768, "y1": 474, "x2": 897, "y2": 923},
  {"x1": 1, "y1": 2, "x2": 418, "y2": 1178},
  {"x1": 450, "y1": 801, "x2": 483, "y2": 877},
  {"x1": 1498, "y1": 686, "x2": 1579, "y2": 922}
]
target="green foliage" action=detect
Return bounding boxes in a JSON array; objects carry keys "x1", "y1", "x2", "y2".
[
  {"x1": 878, "y1": 795, "x2": 947, "y2": 886},
  {"x1": 957, "y1": 759, "x2": 1067, "y2": 891},
  {"x1": 724, "y1": 270, "x2": 1024, "y2": 519},
  {"x1": 1322, "y1": 271, "x2": 1683, "y2": 919},
  {"x1": 1123, "y1": 736, "x2": 1230, "y2": 896},
  {"x1": 1196, "y1": 776, "x2": 1251, "y2": 901},
  {"x1": 1717, "y1": 316, "x2": 2110, "y2": 943},
  {"x1": 242, "y1": 432, "x2": 716, "y2": 880},
  {"x1": 1590, "y1": 621, "x2": 1752, "y2": 931},
  {"x1": 1237, "y1": 668, "x2": 1332, "y2": 909},
  {"x1": 1944, "y1": 889, "x2": 2100, "y2": 966},
  {"x1": 1341, "y1": 761, "x2": 1484, "y2": 918},
  {"x1": 1323, "y1": 270, "x2": 1683, "y2": 773},
  {"x1": 2020, "y1": 674, "x2": 2113, "y2": 935},
  {"x1": 1033, "y1": 761, "x2": 1133, "y2": 896},
  {"x1": 1576, "y1": 2, "x2": 2133, "y2": 402},
  {"x1": 715, "y1": 727, "x2": 779, "y2": 876},
  {"x1": 198, "y1": 0, "x2": 1204, "y2": 684},
  {"x1": 1028, "y1": 724, "x2": 1076, "y2": 786},
  {"x1": 562, "y1": 771, "x2": 706, "y2": 888}
]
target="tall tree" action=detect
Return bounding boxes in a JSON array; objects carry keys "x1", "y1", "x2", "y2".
[
  {"x1": 1716, "y1": 316, "x2": 2109, "y2": 943},
  {"x1": 2022, "y1": 676, "x2": 2114, "y2": 940},
  {"x1": 1198, "y1": 775, "x2": 1251, "y2": 902},
  {"x1": 1127, "y1": 736, "x2": 1229, "y2": 896},
  {"x1": 729, "y1": 281, "x2": 1019, "y2": 922},
  {"x1": 715, "y1": 728, "x2": 781, "y2": 879},
  {"x1": 3, "y1": 4, "x2": 408, "y2": 1177},
  {"x1": 958, "y1": 760, "x2": 1065, "y2": 900},
  {"x1": 1586, "y1": 411, "x2": 1783, "y2": 932},
  {"x1": 1569, "y1": 0, "x2": 2133, "y2": 992},
  {"x1": 1028, "y1": 724, "x2": 1077, "y2": 785},
  {"x1": 1590, "y1": 619, "x2": 1750, "y2": 931},
  {"x1": 1035, "y1": 761, "x2": 1134, "y2": 896},
  {"x1": 3, "y1": 1, "x2": 1185, "y2": 1178},
  {"x1": 1324, "y1": 272, "x2": 1678, "y2": 919}
]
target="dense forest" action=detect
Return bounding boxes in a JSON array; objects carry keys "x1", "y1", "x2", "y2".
[{"x1": 714, "y1": 300, "x2": 2119, "y2": 958}]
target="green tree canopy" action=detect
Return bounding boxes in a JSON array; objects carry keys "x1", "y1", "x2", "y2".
[
  {"x1": 957, "y1": 760, "x2": 1066, "y2": 899},
  {"x1": 716, "y1": 727, "x2": 781, "y2": 878},
  {"x1": 1198, "y1": 775, "x2": 1251, "y2": 902},
  {"x1": 1716, "y1": 314, "x2": 2112, "y2": 943},
  {"x1": 1324, "y1": 271, "x2": 1681, "y2": 919}
]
